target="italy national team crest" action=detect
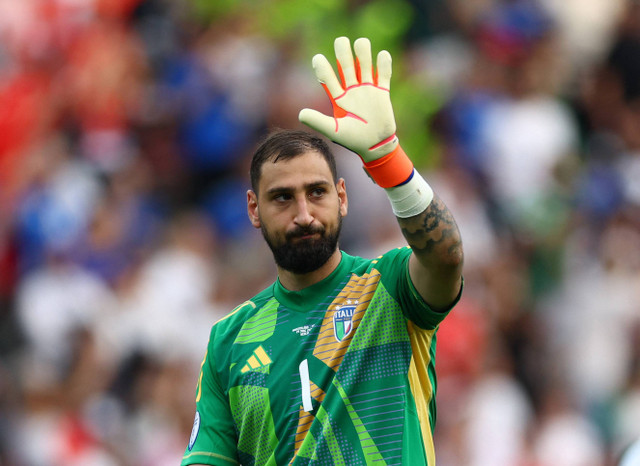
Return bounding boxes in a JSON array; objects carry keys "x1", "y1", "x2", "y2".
[{"x1": 333, "y1": 302, "x2": 356, "y2": 342}]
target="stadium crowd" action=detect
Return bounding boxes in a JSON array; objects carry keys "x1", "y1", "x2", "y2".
[{"x1": 0, "y1": 0, "x2": 639, "y2": 464}]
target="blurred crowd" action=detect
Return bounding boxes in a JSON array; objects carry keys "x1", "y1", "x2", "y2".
[{"x1": 0, "y1": 0, "x2": 639, "y2": 465}]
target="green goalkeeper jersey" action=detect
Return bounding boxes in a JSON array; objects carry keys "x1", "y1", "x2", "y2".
[{"x1": 182, "y1": 247, "x2": 459, "y2": 466}]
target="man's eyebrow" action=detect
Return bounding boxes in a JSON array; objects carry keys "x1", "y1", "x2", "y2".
[{"x1": 265, "y1": 180, "x2": 332, "y2": 195}]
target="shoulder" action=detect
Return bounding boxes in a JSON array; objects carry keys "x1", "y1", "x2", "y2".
[
  {"x1": 370, "y1": 246, "x2": 412, "y2": 271},
  {"x1": 343, "y1": 247, "x2": 412, "y2": 297},
  {"x1": 211, "y1": 285, "x2": 275, "y2": 335},
  {"x1": 344, "y1": 247, "x2": 411, "y2": 273}
]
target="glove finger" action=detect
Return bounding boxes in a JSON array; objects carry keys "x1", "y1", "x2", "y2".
[
  {"x1": 312, "y1": 53, "x2": 343, "y2": 97},
  {"x1": 298, "y1": 108, "x2": 336, "y2": 138},
  {"x1": 334, "y1": 36, "x2": 358, "y2": 88},
  {"x1": 354, "y1": 38, "x2": 373, "y2": 84},
  {"x1": 376, "y1": 50, "x2": 392, "y2": 90}
]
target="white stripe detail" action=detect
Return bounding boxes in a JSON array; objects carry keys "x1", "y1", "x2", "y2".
[{"x1": 298, "y1": 359, "x2": 313, "y2": 412}]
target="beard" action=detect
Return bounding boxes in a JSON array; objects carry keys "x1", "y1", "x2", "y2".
[{"x1": 261, "y1": 214, "x2": 342, "y2": 275}]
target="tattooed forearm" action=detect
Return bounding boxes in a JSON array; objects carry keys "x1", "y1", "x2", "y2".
[{"x1": 397, "y1": 194, "x2": 463, "y2": 267}]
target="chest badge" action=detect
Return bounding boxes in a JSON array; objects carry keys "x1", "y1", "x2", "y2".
[{"x1": 333, "y1": 301, "x2": 357, "y2": 342}]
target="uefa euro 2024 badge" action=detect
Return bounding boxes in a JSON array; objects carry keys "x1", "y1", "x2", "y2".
[
  {"x1": 188, "y1": 411, "x2": 201, "y2": 451},
  {"x1": 333, "y1": 301, "x2": 357, "y2": 342}
]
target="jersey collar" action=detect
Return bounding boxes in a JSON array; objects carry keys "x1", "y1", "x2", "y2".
[{"x1": 273, "y1": 251, "x2": 356, "y2": 312}]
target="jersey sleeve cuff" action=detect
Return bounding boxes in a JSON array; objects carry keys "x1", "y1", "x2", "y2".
[
  {"x1": 181, "y1": 450, "x2": 240, "y2": 466},
  {"x1": 405, "y1": 265, "x2": 464, "y2": 330}
]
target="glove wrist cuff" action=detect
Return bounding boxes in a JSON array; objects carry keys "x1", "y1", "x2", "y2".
[
  {"x1": 385, "y1": 169, "x2": 434, "y2": 218},
  {"x1": 363, "y1": 145, "x2": 414, "y2": 188}
]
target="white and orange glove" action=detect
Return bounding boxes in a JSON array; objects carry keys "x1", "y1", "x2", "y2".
[{"x1": 299, "y1": 37, "x2": 433, "y2": 217}]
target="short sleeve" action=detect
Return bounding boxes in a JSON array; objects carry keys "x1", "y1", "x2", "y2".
[
  {"x1": 181, "y1": 331, "x2": 239, "y2": 466},
  {"x1": 376, "y1": 247, "x2": 462, "y2": 330}
]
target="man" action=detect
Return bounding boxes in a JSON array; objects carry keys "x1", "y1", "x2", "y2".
[{"x1": 182, "y1": 37, "x2": 463, "y2": 466}]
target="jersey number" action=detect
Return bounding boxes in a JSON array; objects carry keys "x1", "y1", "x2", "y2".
[{"x1": 298, "y1": 359, "x2": 313, "y2": 412}]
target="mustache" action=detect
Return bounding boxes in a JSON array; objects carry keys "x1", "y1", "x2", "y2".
[{"x1": 286, "y1": 225, "x2": 325, "y2": 240}]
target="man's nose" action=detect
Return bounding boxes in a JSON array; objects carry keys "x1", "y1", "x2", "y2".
[{"x1": 293, "y1": 197, "x2": 314, "y2": 226}]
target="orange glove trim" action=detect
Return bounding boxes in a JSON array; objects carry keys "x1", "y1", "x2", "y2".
[{"x1": 363, "y1": 145, "x2": 414, "y2": 188}]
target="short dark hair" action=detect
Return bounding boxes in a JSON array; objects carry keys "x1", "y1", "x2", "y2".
[{"x1": 250, "y1": 129, "x2": 338, "y2": 192}]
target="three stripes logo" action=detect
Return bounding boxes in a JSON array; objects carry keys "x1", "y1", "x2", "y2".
[{"x1": 240, "y1": 345, "x2": 272, "y2": 373}]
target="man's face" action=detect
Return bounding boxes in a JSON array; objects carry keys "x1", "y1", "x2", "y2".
[{"x1": 247, "y1": 150, "x2": 348, "y2": 274}]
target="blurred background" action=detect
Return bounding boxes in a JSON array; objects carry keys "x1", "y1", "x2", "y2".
[{"x1": 0, "y1": 0, "x2": 639, "y2": 464}]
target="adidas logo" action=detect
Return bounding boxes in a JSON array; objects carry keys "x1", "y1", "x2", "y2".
[{"x1": 240, "y1": 345, "x2": 272, "y2": 373}]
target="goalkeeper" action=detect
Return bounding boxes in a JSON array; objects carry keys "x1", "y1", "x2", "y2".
[{"x1": 182, "y1": 37, "x2": 463, "y2": 466}]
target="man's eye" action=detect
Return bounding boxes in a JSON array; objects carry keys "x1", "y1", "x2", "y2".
[
  {"x1": 274, "y1": 193, "x2": 291, "y2": 202},
  {"x1": 310, "y1": 188, "x2": 326, "y2": 198}
]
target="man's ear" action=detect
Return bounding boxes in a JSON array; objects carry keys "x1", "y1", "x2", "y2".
[
  {"x1": 247, "y1": 190, "x2": 261, "y2": 229},
  {"x1": 336, "y1": 178, "x2": 348, "y2": 217}
]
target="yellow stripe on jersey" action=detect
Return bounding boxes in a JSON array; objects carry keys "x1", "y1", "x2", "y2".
[
  {"x1": 195, "y1": 348, "x2": 209, "y2": 402},
  {"x1": 290, "y1": 381, "x2": 326, "y2": 463},
  {"x1": 214, "y1": 300, "x2": 256, "y2": 325},
  {"x1": 407, "y1": 321, "x2": 437, "y2": 465},
  {"x1": 313, "y1": 271, "x2": 381, "y2": 370}
]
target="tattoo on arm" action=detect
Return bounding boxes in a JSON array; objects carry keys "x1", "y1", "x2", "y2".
[{"x1": 397, "y1": 194, "x2": 463, "y2": 264}]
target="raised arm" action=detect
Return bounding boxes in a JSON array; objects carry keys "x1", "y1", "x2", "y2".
[
  {"x1": 396, "y1": 193, "x2": 462, "y2": 310},
  {"x1": 299, "y1": 36, "x2": 463, "y2": 310}
]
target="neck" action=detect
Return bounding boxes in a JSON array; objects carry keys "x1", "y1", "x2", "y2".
[{"x1": 276, "y1": 249, "x2": 342, "y2": 292}]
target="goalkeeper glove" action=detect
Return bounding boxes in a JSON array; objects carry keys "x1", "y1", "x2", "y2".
[{"x1": 299, "y1": 37, "x2": 433, "y2": 216}]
